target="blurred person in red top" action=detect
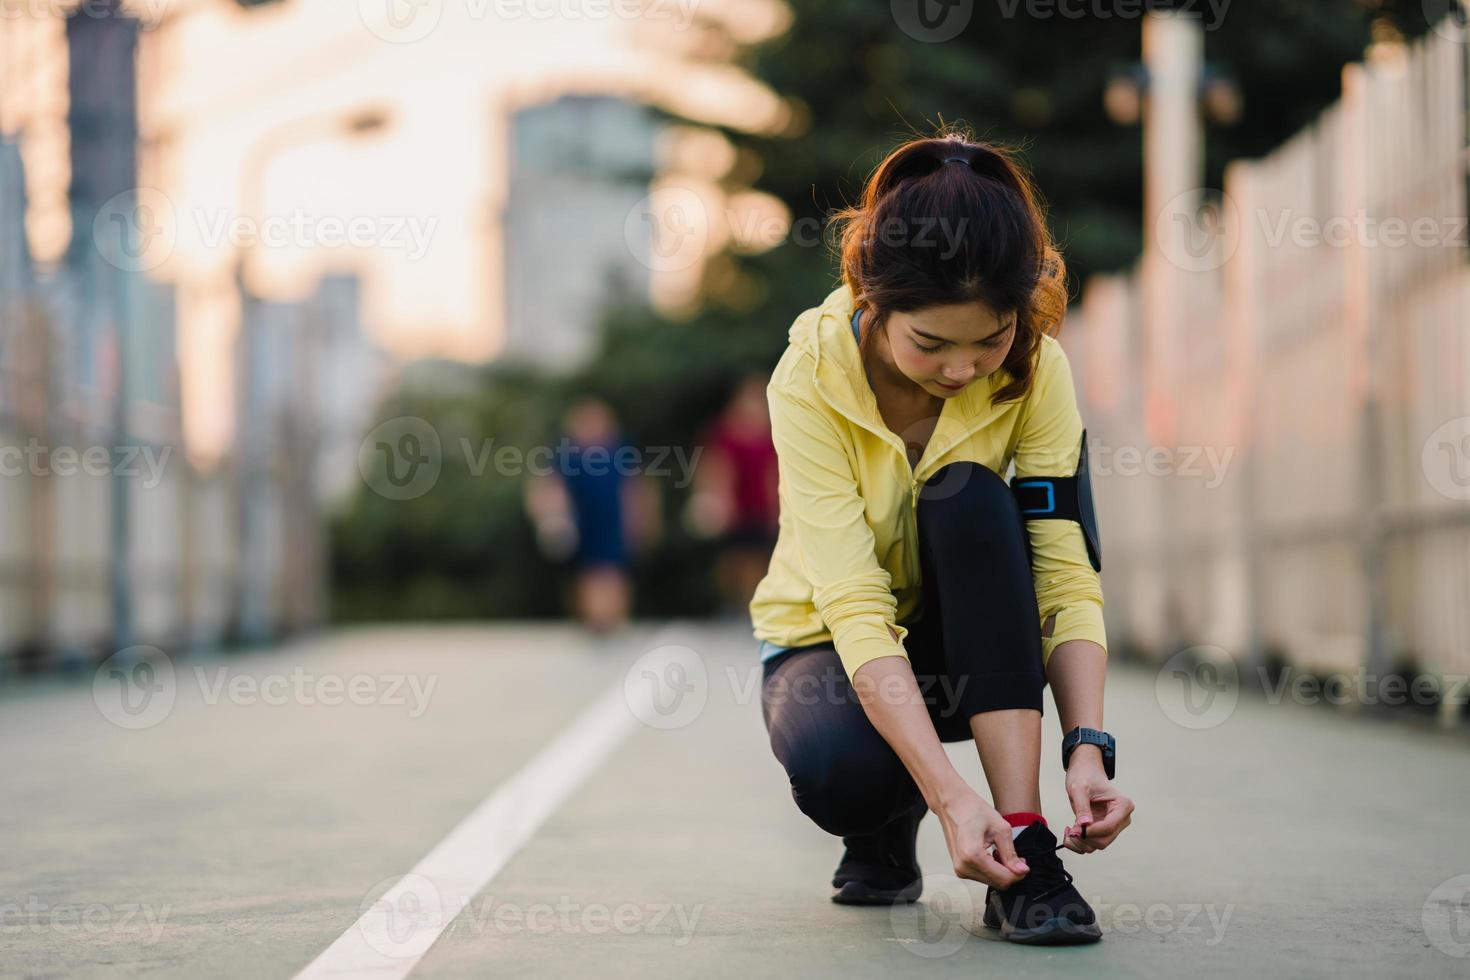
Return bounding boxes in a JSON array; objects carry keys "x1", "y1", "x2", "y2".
[{"x1": 685, "y1": 372, "x2": 780, "y2": 617}]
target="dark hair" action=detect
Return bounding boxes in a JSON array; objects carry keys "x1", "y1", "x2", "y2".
[{"x1": 830, "y1": 127, "x2": 1068, "y2": 405}]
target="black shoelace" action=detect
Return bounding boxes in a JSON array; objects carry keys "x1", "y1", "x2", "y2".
[{"x1": 1011, "y1": 843, "x2": 1075, "y2": 899}]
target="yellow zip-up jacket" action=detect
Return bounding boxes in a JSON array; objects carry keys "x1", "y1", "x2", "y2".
[{"x1": 748, "y1": 282, "x2": 1107, "y2": 680}]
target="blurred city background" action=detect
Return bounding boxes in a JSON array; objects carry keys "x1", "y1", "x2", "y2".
[
  {"x1": 3, "y1": 0, "x2": 1465, "y2": 716},
  {"x1": 3, "y1": 1, "x2": 1470, "y2": 977}
]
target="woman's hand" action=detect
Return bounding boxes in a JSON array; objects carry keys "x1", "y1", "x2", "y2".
[
  {"x1": 936, "y1": 786, "x2": 1031, "y2": 889},
  {"x1": 848, "y1": 658, "x2": 1030, "y2": 890},
  {"x1": 1062, "y1": 752, "x2": 1134, "y2": 853}
]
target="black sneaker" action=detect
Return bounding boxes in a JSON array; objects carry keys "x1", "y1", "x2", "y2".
[
  {"x1": 982, "y1": 822, "x2": 1101, "y2": 944},
  {"x1": 830, "y1": 800, "x2": 926, "y2": 905}
]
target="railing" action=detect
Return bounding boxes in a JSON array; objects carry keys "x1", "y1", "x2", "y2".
[{"x1": 1064, "y1": 20, "x2": 1470, "y2": 720}]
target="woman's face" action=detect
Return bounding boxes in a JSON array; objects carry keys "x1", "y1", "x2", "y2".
[{"x1": 884, "y1": 301, "x2": 1016, "y2": 399}]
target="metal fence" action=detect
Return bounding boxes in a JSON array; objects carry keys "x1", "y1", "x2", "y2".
[
  {"x1": 1065, "y1": 21, "x2": 1470, "y2": 720},
  {"x1": 0, "y1": 257, "x2": 368, "y2": 671},
  {"x1": 2, "y1": 277, "x2": 238, "y2": 667}
]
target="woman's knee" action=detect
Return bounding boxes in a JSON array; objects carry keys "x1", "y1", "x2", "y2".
[
  {"x1": 783, "y1": 734, "x2": 919, "y2": 836},
  {"x1": 763, "y1": 665, "x2": 920, "y2": 836},
  {"x1": 916, "y1": 460, "x2": 1027, "y2": 557},
  {"x1": 910, "y1": 460, "x2": 1046, "y2": 708}
]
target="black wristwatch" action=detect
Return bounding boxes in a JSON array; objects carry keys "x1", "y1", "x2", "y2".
[{"x1": 1062, "y1": 727, "x2": 1115, "y2": 779}]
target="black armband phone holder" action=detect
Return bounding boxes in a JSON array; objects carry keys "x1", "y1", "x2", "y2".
[{"x1": 1009, "y1": 429, "x2": 1102, "y2": 572}]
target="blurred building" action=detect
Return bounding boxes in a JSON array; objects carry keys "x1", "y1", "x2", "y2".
[
  {"x1": 309, "y1": 274, "x2": 393, "y2": 510},
  {"x1": 0, "y1": 137, "x2": 45, "y2": 659},
  {"x1": 502, "y1": 94, "x2": 658, "y2": 373},
  {"x1": 235, "y1": 273, "x2": 389, "y2": 644},
  {"x1": 0, "y1": 140, "x2": 29, "y2": 300},
  {"x1": 0, "y1": 4, "x2": 388, "y2": 670}
]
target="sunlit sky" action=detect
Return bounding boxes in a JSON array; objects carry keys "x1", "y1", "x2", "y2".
[{"x1": 3, "y1": 0, "x2": 792, "y2": 463}]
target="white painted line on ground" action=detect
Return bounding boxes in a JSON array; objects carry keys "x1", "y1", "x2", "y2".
[{"x1": 293, "y1": 625, "x2": 690, "y2": 979}]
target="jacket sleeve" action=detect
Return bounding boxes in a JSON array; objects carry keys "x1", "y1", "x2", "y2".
[
  {"x1": 1011, "y1": 343, "x2": 1108, "y2": 668},
  {"x1": 767, "y1": 381, "x2": 910, "y2": 680}
]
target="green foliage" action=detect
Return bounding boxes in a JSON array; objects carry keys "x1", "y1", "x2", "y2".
[
  {"x1": 723, "y1": 0, "x2": 1419, "y2": 287},
  {"x1": 329, "y1": 369, "x2": 564, "y2": 622},
  {"x1": 330, "y1": 0, "x2": 1433, "y2": 623}
]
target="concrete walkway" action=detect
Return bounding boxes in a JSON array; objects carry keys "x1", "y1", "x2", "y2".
[{"x1": 1, "y1": 622, "x2": 1466, "y2": 978}]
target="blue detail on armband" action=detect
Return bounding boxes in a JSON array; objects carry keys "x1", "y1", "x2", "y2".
[
  {"x1": 1013, "y1": 480, "x2": 1056, "y2": 516},
  {"x1": 1009, "y1": 429, "x2": 1102, "y2": 572}
]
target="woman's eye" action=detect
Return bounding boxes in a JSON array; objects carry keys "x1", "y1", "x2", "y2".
[{"x1": 913, "y1": 341, "x2": 942, "y2": 354}]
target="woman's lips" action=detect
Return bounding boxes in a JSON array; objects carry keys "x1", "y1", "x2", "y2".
[{"x1": 936, "y1": 380, "x2": 966, "y2": 391}]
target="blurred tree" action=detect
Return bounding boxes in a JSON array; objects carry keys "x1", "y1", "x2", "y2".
[
  {"x1": 330, "y1": 366, "x2": 565, "y2": 622},
  {"x1": 719, "y1": 0, "x2": 1434, "y2": 292},
  {"x1": 330, "y1": 0, "x2": 1442, "y2": 625}
]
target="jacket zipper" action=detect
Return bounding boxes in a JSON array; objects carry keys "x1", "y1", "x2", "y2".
[
  {"x1": 810, "y1": 349, "x2": 1004, "y2": 616},
  {"x1": 811, "y1": 386, "x2": 937, "y2": 599},
  {"x1": 906, "y1": 475, "x2": 919, "y2": 591},
  {"x1": 813, "y1": 385, "x2": 995, "y2": 495}
]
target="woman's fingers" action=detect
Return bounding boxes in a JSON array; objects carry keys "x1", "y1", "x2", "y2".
[
  {"x1": 938, "y1": 793, "x2": 1031, "y2": 889},
  {"x1": 1085, "y1": 797, "x2": 1133, "y2": 842},
  {"x1": 956, "y1": 849, "x2": 1021, "y2": 889},
  {"x1": 1065, "y1": 782, "x2": 1095, "y2": 834},
  {"x1": 955, "y1": 824, "x2": 1029, "y2": 888},
  {"x1": 1060, "y1": 794, "x2": 1133, "y2": 853},
  {"x1": 1077, "y1": 799, "x2": 1132, "y2": 849},
  {"x1": 990, "y1": 826, "x2": 1029, "y2": 876}
]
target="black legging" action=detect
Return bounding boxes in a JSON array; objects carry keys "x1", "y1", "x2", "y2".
[{"x1": 760, "y1": 459, "x2": 1045, "y2": 839}]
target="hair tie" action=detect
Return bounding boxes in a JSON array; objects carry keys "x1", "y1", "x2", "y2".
[{"x1": 942, "y1": 156, "x2": 970, "y2": 166}]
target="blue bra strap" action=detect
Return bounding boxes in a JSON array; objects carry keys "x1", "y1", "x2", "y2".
[{"x1": 851, "y1": 308, "x2": 862, "y2": 343}]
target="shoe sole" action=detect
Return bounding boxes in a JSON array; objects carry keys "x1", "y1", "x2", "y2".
[
  {"x1": 985, "y1": 896, "x2": 1102, "y2": 945},
  {"x1": 830, "y1": 879, "x2": 923, "y2": 905}
]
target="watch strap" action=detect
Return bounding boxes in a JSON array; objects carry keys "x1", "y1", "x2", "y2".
[{"x1": 1062, "y1": 727, "x2": 1115, "y2": 779}]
